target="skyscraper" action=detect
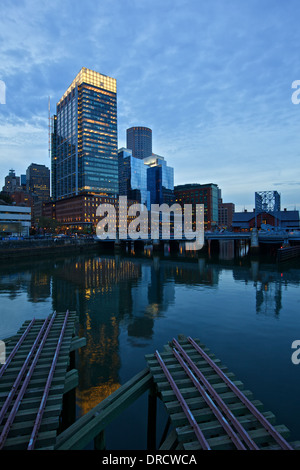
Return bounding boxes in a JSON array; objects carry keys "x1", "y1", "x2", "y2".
[
  {"x1": 255, "y1": 191, "x2": 281, "y2": 213},
  {"x1": 118, "y1": 148, "x2": 150, "y2": 208},
  {"x1": 26, "y1": 163, "x2": 50, "y2": 202},
  {"x1": 52, "y1": 67, "x2": 118, "y2": 201},
  {"x1": 126, "y1": 126, "x2": 152, "y2": 160},
  {"x1": 144, "y1": 154, "x2": 174, "y2": 205},
  {"x1": 2, "y1": 169, "x2": 21, "y2": 194}
]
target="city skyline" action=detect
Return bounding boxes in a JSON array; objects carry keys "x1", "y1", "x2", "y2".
[{"x1": 1, "y1": 0, "x2": 300, "y2": 212}]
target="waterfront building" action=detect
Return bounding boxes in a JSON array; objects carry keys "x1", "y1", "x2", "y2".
[
  {"x1": 51, "y1": 67, "x2": 118, "y2": 201},
  {"x1": 0, "y1": 202, "x2": 31, "y2": 237},
  {"x1": 118, "y1": 148, "x2": 150, "y2": 208},
  {"x1": 218, "y1": 202, "x2": 235, "y2": 229},
  {"x1": 43, "y1": 194, "x2": 116, "y2": 232},
  {"x1": 42, "y1": 193, "x2": 137, "y2": 234},
  {"x1": 232, "y1": 209, "x2": 300, "y2": 232},
  {"x1": 126, "y1": 126, "x2": 152, "y2": 160},
  {"x1": 174, "y1": 183, "x2": 219, "y2": 231},
  {"x1": 218, "y1": 190, "x2": 235, "y2": 229}
]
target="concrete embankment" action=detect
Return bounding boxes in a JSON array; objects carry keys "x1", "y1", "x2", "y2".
[{"x1": 0, "y1": 238, "x2": 98, "y2": 261}]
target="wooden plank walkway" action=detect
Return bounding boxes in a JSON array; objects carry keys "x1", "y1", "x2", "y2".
[
  {"x1": 0, "y1": 310, "x2": 85, "y2": 450},
  {"x1": 146, "y1": 335, "x2": 300, "y2": 451}
]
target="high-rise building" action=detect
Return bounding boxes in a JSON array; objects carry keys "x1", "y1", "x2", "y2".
[
  {"x1": 126, "y1": 126, "x2": 152, "y2": 160},
  {"x1": 26, "y1": 163, "x2": 50, "y2": 202},
  {"x1": 51, "y1": 67, "x2": 118, "y2": 201},
  {"x1": 20, "y1": 174, "x2": 26, "y2": 191},
  {"x1": 255, "y1": 191, "x2": 281, "y2": 213},
  {"x1": 26, "y1": 163, "x2": 50, "y2": 224},
  {"x1": 2, "y1": 169, "x2": 21, "y2": 194},
  {"x1": 118, "y1": 148, "x2": 150, "y2": 208},
  {"x1": 144, "y1": 154, "x2": 174, "y2": 206}
]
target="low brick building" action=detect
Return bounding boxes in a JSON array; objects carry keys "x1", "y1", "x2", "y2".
[{"x1": 232, "y1": 210, "x2": 300, "y2": 232}]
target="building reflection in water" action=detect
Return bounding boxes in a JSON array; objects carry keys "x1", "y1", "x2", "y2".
[{"x1": 0, "y1": 252, "x2": 299, "y2": 418}]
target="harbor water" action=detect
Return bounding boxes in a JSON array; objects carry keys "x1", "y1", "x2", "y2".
[{"x1": 0, "y1": 242, "x2": 299, "y2": 449}]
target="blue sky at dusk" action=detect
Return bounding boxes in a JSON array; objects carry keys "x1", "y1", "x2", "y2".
[{"x1": 0, "y1": 0, "x2": 300, "y2": 211}]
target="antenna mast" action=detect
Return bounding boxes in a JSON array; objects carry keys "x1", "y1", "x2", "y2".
[{"x1": 48, "y1": 97, "x2": 51, "y2": 158}]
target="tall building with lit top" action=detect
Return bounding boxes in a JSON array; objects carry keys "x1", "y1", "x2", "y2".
[{"x1": 52, "y1": 67, "x2": 118, "y2": 201}]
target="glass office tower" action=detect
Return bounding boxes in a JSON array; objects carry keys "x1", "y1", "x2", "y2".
[
  {"x1": 118, "y1": 148, "x2": 150, "y2": 208},
  {"x1": 144, "y1": 154, "x2": 174, "y2": 205},
  {"x1": 52, "y1": 67, "x2": 118, "y2": 200}
]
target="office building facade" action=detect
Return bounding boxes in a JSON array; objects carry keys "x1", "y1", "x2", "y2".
[
  {"x1": 144, "y1": 154, "x2": 174, "y2": 206},
  {"x1": 174, "y1": 183, "x2": 219, "y2": 231},
  {"x1": 43, "y1": 192, "x2": 137, "y2": 234},
  {"x1": 0, "y1": 203, "x2": 31, "y2": 237},
  {"x1": 218, "y1": 190, "x2": 235, "y2": 229},
  {"x1": 255, "y1": 191, "x2": 281, "y2": 213},
  {"x1": 126, "y1": 127, "x2": 152, "y2": 160},
  {"x1": 118, "y1": 148, "x2": 150, "y2": 208},
  {"x1": 26, "y1": 163, "x2": 50, "y2": 202},
  {"x1": 52, "y1": 67, "x2": 118, "y2": 201},
  {"x1": 2, "y1": 169, "x2": 21, "y2": 194}
]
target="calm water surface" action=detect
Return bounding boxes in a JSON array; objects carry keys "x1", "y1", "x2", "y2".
[{"x1": 0, "y1": 244, "x2": 299, "y2": 449}]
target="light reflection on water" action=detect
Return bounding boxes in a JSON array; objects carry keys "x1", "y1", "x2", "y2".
[{"x1": 0, "y1": 243, "x2": 299, "y2": 449}]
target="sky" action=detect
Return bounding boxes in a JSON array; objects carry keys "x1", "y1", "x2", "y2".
[{"x1": 0, "y1": 0, "x2": 300, "y2": 212}]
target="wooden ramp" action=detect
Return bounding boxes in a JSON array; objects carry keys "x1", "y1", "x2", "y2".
[
  {"x1": 0, "y1": 311, "x2": 85, "y2": 450},
  {"x1": 146, "y1": 336, "x2": 299, "y2": 451}
]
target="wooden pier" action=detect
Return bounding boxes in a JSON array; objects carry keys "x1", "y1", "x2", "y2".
[
  {"x1": 0, "y1": 311, "x2": 85, "y2": 450},
  {"x1": 1, "y1": 323, "x2": 299, "y2": 450},
  {"x1": 145, "y1": 336, "x2": 299, "y2": 450},
  {"x1": 277, "y1": 245, "x2": 300, "y2": 262}
]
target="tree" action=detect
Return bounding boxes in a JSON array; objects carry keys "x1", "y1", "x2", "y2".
[{"x1": 38, "y1": 216, "x2": 61, "y2": 233}]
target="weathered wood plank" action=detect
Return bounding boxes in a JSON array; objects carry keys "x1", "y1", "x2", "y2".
[
  {"x1": 56, "y1": 372, "x2": 152, "y2": 450},
  {"x1": 55, "y1": 368, "x2": 151, "y2": 449},
  {"x1": 0, "y1": 311, "x2": 84, "y2": 450},
  {"x1": 145, "y1": 336, "x2": 295, "y2": 451},
  {"x1": 183, "y1": 424, "x2": 291, "y2": 451}
]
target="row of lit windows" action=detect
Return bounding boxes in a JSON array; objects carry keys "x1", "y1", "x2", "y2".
[{"x1": 58, "y1": 68, "x2": 116, "y2": 106}]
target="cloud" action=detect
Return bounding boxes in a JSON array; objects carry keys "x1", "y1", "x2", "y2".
[{"x1": 0, "y1": 0, "x2": 300, "y2": 211}]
